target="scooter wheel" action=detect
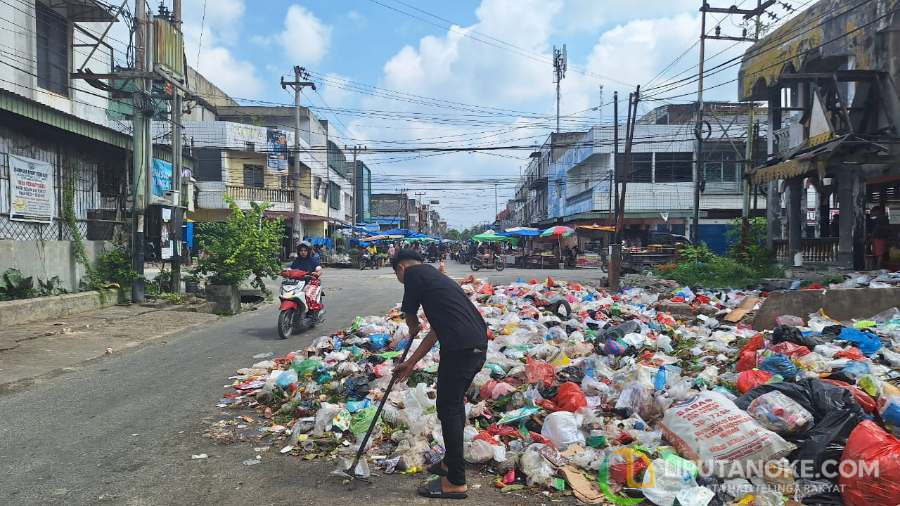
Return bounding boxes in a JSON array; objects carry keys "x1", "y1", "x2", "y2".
[{"x1": 277, "y1": 309, "x2": 295, "y2": 339}]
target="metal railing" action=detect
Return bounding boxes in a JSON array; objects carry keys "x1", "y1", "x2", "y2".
[
  {"x1": 773, "y1": 238, "x2": 839, "y2": 263},
  {"x1": 225, "y1": 185, "x2": 310, "y2": 208}
]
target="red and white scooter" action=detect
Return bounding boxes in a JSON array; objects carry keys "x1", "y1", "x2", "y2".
[{"x1": 277, "y1": 269, "x2": 325, "y2": 339}]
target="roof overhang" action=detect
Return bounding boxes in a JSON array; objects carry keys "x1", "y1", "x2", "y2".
[{"x1": 45, "y1": 0, "x2": 117, "y2": 22}]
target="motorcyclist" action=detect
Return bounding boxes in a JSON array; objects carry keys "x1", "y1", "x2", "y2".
[{"x1": 290, "y1": 241, "x2": 322, "y2": 276}]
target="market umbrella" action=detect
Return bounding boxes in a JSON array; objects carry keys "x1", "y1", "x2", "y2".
[
  {"x1": 472, "y1": 232, "x2": 513, "y2": 242},
  {"x1": 576, "y1": 223, "x2": 615, "y2": 233},
  {"x1": 540, "y1": 226, "x2": 575, "y2": 237},
  {"x1": 503, "y1": 227, "x2": 541, "y2": 237}
]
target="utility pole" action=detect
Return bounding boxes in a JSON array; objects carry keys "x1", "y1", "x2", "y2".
[
  {"x1": 130, "y1": 0, "x2": 150, "y2": 302},
  {"x1": 346, "y1": 144, "x2": 364, "y2": 228},
  {"x1": 169, "y1": 0, "x2": 183, "y2": 293},
  {"x1": 414, "y1": 192, "x2": 426, "y2": 232},
  {"x1": 280, "y1": 66, "x2": 316, "y2": 251},
  {"x1": 609, "y1": 92, "x2": 620, "y2": 289},
  {"x1": 608, "y1": 88, "x2": 641, "y2": 291},
  {"x1": 553, "y1": 45, "x2": 567, "y2": 135},
  {"x1": 494, "y1": 183, "x2": 498, "y2": 223},
  {"x1": 693, "y1": 0, "x2": 776, "y2": 243}
]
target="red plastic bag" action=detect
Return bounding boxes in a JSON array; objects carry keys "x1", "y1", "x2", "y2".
[
  {"x1": 473, "y1": 430, "x2": 500, "y2": 446},
  {"x1": 835, "y1": 347, "x2": 865, "y2": 360},
  {"x1": 525, "y1": 357, "x2": 555, "y2": 387},
  {"x1": 736, "y1": 369, "x2": 773, "y2": 394},
  {"x1": 546, "y1": 276, "x2": 556, "y2": 288},
  {"x1": 741, "y1": 333, "x2": 766, "y2": 354},
  {"x1": 479, "y1": 283, "x2": 494, "y2": 295},
  {"x1": 769, "y1": 341, "x2": 810, "y2": 358},
  {"x1": 821, "y1": 379, "x2": 877, "y2": 414},
  {"x1": 839, "y1": 420, "x2": 900, "y2": 506},
  {"x1": 553, "y1": 382, "x2": 587, "y2": 412},
  {"x1": 736, "y1": 350, "x2": 759, "y2": 372},
  {"x1": 609, "y1": 454, "x2": 648, "y2": 484}
]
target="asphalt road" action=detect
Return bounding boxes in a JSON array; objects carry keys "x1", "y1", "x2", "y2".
[{"x1": 0, "y1": 262, "x2": 599, "y2": 505}]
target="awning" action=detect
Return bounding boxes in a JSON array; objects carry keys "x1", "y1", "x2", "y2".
[{"x1": 749, "y1": 136, "x2": 847, "y2": 183}]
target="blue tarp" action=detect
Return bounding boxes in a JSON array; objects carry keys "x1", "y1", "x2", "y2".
[
  {"x1": 500, "y1": 229, "x2": 541, "y2": 237},
  {"x1": 304, "y1": 236, "x2": 334, "y2": 248},
  {"x1": 382, "y1": 228, "x2": 413, "y2": 236}
]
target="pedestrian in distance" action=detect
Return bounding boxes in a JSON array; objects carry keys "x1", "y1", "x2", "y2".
[{"x1": 391, "y1": 249, "x2": 487, "y2": 500}]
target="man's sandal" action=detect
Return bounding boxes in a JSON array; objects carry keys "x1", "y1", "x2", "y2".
[{"x1": 416, "y1": 479, "x2": 467, "y2": 500}]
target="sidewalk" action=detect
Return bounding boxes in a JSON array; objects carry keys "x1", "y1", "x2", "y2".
[{"x1": 0, "y1": 303, "x2": 220, "y2": 393}]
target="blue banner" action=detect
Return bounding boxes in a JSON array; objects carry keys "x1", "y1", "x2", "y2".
[{"x1": 151, "y1": 159, "x2": 173, "y2": 199}]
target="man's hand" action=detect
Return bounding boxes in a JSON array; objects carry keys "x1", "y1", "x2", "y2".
[{"x1": 392, "y1": 360, "x2": 415, "y2": 383}]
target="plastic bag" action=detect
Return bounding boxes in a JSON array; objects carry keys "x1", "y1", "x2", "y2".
[
  {"x1": 463, "y1": 439, "x2": 495, "y2": 463},
  {"x1": 292, "y1": 358, "x2": 323, "y2": 376},
  {"x1": 313, "y1": 402, "x2": 342, "y2": 434},
  {"x1": 349, "y1": 406, "x2": 378, "y2": 437},
  {"x1": 524, "y1": 357, "x2": 555, "y2": 386},
  {"x1": 769, "y1": 341, "x2": 810, "y2": 358},
  {"x1": 615, "y1": 381, "x2": 652, "y2": 418},
  {"x1": 736, "y1": 369, "x2": 773, "y2": 394},
  {"x1": 661, "y1": 391, "x2": 795, "y2": 473},
  {"x1": 519, "y1": 443, "x2": 555, "y2": 486},
  {"x1": 838, "y1": 420, "x2": 900, "y2": 506},
  {"x1": 879, "y1": 395, "x2": 900, "y2": 430},
  {"x1": 368, "y1": 333, "x2": 390, "y2": 350},
  {"x1": 275, "y1": 368, "x2": 298, "y2": 389},
  {"x1": 540, "y1": 411, "x2": 585, "y2": 449},
  {"x1": 840, "y1": 360, "x2": 870, "y2": 380},
  {"x1": 838, "y1": 327, "x2": 882, "y2": 355},
  {"x1": 736, "y1": 333, "x2": 765, "y2": 372},
  {"x1": 820, "y1": 378, "x2": 878, "y2": 414},
  {"x1": 736, "y1": 379, "x2": 866, "y2": 469},
  {"x1": 746, "y1": 390, "x2": 813, "y2": 434},
  {"x1": 640, "y1": 457, "x2": 697, "y2": 506},
  {"x1": 552, "y1": 382, "x2": 587, "y2": 412},
  {"x1": 759, "y1": 354, "x2": 798, "y2": 381},
  {"x1": 775, "y1": 315, "x2": 805, "y2": 327}
]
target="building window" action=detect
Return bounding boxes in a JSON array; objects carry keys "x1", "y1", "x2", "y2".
[
  {"x1": 617, "y1": 153, "x2": 652, "y2": 183},
  {"x1": 245, "y1": 141, "x2": 255, "y2": 152},
  {"x1": 280, "y1": 175, "x2": 290, "y2": 188},
  {"x1": 243, "y1": 164, "x2": 264, "y2": 188},
  {"x1": 313, "y1": 177, "x2": 321, "y2": 199},
  {"x1": 36, "y1": 2, "x2": 69, "y2": 96},
  {"x1": 703, "y1": 150, "x2": 739, "y2": 183},
  {"x1": 654, "y1": 152, "x2": 693, "y2": 183}
]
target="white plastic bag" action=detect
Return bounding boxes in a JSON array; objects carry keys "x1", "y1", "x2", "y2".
[
  {"x1": 520, "y1": 444, "x2": 555, "y2": 485},
  {"x1": 540, "y1": 411, "x2": 585, "y2": 449},
  {"x1": 641, "y1": 457, "x2": 697, "y2": 506},
  {"x1": 464, "y1": 439, "x2": 495, "y2": 463},
  {"x1": 313, "y1": 402, "x2": 342, "y2": 434}
]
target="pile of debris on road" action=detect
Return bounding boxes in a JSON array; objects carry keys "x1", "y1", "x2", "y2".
[{"x1": 211, "y1": 274, "x2": 900, "y2": 506}]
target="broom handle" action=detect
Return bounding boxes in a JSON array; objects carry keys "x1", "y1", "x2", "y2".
[{"x1": 346, "y1": 334, "x2": 416, "y2": 473}]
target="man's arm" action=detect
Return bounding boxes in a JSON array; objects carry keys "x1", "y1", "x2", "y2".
[
  {"x1": 393, "y1": 328, "x2": 438, "y2": 382},
  {"x1": 405, "y1": 312, "x2": 420, "y2": 337}
]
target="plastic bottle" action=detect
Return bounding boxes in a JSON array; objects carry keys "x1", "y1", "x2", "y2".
[{"x1": 654, "y1": 366, "x2": 667, "y2": 392}]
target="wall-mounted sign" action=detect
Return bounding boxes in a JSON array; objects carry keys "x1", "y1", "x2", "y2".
[{"x1": 8, "y1": 154, "x2": 54, "y2": 223}]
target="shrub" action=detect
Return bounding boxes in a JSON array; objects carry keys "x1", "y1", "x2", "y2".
[
  {"x1": 91, "y1": 245, "x2": 140, "y2": 288},
  {"x1": 661, "y1": 256, "x2": 760, "y2": 289},
  {"x1": 193, "y1": 198, "x2": 283, "y2": 295}
]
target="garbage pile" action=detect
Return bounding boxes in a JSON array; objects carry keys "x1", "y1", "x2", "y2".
[{"x1": 212, "y1": 276, "x2": 900, "y2": 506}]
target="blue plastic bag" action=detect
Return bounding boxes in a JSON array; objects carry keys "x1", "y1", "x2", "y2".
[
  {"x1": 346, "y1": 399, "x2": 372, "y2": 413},
  {"x1": 654, "y1": 366, "x2": 667, "y2": 392},
  {"x1": 369, "y1": 333, "x2": 389, "y2": 350},
  {"x1": 840, "y1": 360, "x2": 870, "y2": 380},
  {"x1": 838, "y1": 327, "x2": 882, "y2": 355},
  {"x1": 759, "y1": 354, "x2": 798, "y2": 381}
]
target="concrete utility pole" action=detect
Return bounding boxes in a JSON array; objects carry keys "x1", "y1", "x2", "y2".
[
  {"x1": 608, "y1": 88, "x2": 640, "y2": 291},
  {"x1": 131, "y1": 0, "x2": 150, "y2": 302},
  {"x1": 170, "y1": 0, "x2": 183, "y2": 293},
  {"x1": 414, "y1": 192, "x2": 426, "y2": 233},
  {"x1": 280, "y1": 67, "x2": 316, "y2": 250},
  {"x1": 346, "y1": 144, "x2": 364, "y2": 227},
  {"x1": 693, "y1": 0, "x2": 776, "y2": 243},
  {"x1": 609, "y1": 92, "x2": 620, "y2": 290}
]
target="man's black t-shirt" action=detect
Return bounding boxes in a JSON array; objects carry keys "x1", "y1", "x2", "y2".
[{"x1": 401, "y1": 264, "x2": 488, "y2": 351}]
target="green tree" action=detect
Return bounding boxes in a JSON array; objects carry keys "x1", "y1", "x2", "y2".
[{"x1": 194, "y1": 198, "x2": 284, "y2": 295}]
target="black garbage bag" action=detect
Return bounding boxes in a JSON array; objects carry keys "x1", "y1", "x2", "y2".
[
  {"x1": 735, "y1": 378, "x2": 864, "y2": 475},
  {"x1": 771, "y1": 325, "x2": 820, "y2": 349},
  {"x1": 556, "y1": 365, "x2": 584, "y2": 384},
  {"x1": 795, "y1": 479, "x2": 844, "y2": 506},
  {"x1": 343, "y1": 374, "x2": 371, "y2": 401}
]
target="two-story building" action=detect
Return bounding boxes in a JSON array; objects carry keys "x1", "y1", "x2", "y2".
[
  {"x1": 739, "y1": 0, "x2": 900, "y2": 268},
  {"x1": 0, "y1": 0, "x2": 190, "y2": 289}
]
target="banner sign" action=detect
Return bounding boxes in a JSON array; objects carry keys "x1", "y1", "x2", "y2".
[
  {"x1": 151, "y1": 158, "x2": 173, "y2": 201},
  {"x1": 8, "y1": 154, "x2": 54, "y2": 223},
  {"x1": 267, "y1": 128, "x2": 289, "y2": 171}
]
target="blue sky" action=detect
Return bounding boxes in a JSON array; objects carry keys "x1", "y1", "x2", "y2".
[{"x1": 169, "y1": 0, "x2": 797, "y2": 227}]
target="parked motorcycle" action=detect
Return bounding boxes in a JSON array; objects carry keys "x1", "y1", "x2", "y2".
[
  {"x1": 470, "y1": 252, "x2": 505, "y2": 272},
  {"x1": 277, "y1": 269, "x2": 325, "y2": 339}
]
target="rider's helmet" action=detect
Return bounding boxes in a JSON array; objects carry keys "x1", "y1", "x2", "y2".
[{"x1": 297, "y1": 240, "x2": 312, "y2": 253}]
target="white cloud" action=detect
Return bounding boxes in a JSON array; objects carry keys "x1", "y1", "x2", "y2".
[
  {"x1": 319, "y1": 73, "x2": 354, "y2": 108},
  {"x1": 278, "y1": 5, "x2": 332, "y2": 64},
  {"x1": 180, "y1": 0, "x2": 263, "y2": 98},
  {"x1": 347, "y1": 9, "x2": 366, "y2": 27}
]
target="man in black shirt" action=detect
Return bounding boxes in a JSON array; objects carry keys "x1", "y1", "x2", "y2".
[{"x1": 391, "y1": 249, "x2": 487, "y2": 500}]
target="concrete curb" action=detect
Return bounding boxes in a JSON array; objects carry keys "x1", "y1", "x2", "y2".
[{"x1": 0, "y1": 288, "x2": 123, "y2": 326}]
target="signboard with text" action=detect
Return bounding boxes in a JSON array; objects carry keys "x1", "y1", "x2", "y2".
[
  {"x1": 267, "y1": 128, "x2": 289, "y2": 171},
  {"x1": 8, "y1": 154, "x2": 54, "y2": 223},
  {"x1": 151, "y1": 158, "x2": 173, "y2": 204}
]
